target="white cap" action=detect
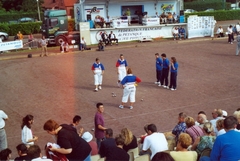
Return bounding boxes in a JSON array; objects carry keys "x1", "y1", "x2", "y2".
[
  {"x1": 222, "y1": 110, "x2": 228, "y2": 117},
  {"x1": 82, "y1": 132, "x2": 93, "y2": 142}
]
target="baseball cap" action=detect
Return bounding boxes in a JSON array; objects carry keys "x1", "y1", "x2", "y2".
[
  {"x1": 222, "y1": 110, "x2": 228, "y2": 117},
  {"x1": 82, "y1": 132, "x2": 93, "y2": 142}
]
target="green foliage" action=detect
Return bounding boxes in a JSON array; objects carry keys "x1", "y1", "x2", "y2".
[
  {"x1": 185, "y1": 10, "x2": 240, "y2": 21},
  {"x1": 184, "y1": 0, "x2": 228, "y2": 11},
  {"x1": 0, "y1": 22, "x2": 41, "y2": 36},
  {"x1": 0, "y1": 0, "x2": 44, "y2": 11},
  {"x1": 0, "y1": 11, "x2": 43, "y2": 22}
]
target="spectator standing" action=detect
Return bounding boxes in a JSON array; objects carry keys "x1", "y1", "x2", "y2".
[
  {"x1": 0, "y1": 110, "x2": 8, "y2": 151},
  {"x1": 39, "y1": 36, "x2": 48, "y2": 57},
  {"x1": 14, "y1": 143, "x2": 30, "y2": 161},
  {"x1": 43, "y1": 119, "x2": 91, "y2": 161},
  {"x1": 28, "y1": 33, "x2": 34, "y2": 48},
  {"x1": 99, "y1": 128, "x2": 115, "y2": 158},
  {"x1": 82, "y1": 132, "x2": 98, "y2": 155},
  {"x1": 125, "y1": 8, "x2": 131, "y2": 25},
  {"x1": 119, "y1": 68, "x2": 141, "y2": 110},
  {"x1": 17, "y1": 31, "x2": 23, "y2": 40},
  {"x1": 70, "y1": 115, "x2": 83, "y2": 137},
  {"x1": 21, "y1": 115, "x2": 38, "y2": 146},
  {"x1": 169, "y1": 57, "x2": 178, "y2": 90},
  {"x1": 116, "y1": 54, "x2": 128, "y2": 87},
  {"x1": 154, "y1": 53, "x2": 163, "y2": 86},
  {"x1": 161, "y1": 53, "x2": 170, "y2": 89},
  {"x1": 236, "y1": 33, "x2": 240, "y2": 56},
  {"x1": 91, "y1": 58, "x2": 105, "y2": 92},
  {"x1": 172, "y1": 112, "x2": 187, "y2": 143},
  {"x1": 121, "y1": 128, "x2": 138, "y2": 152},
  {"x1": 227, "y1": 25, "x2": 233, "y2": 44},
  {"x1": 94, "y1": 103, "x2": 107, "y2": 149}
]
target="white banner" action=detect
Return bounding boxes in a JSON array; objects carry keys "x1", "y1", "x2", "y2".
[
  {"x1": 0, "y1": 40, "x2": 23, "y2": 51},
  {"x1": 142, "y1": 17, "x2": 160, "y2": 26}
]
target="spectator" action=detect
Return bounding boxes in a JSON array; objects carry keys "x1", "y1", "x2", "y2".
[
  {"x1": 0, "y1": 148, "x2": 12, "y2": 161},
  {"x1": 196, "y1": 113, "x2": 208, "y2": 128},
  {"x1": 170, "y1": 133, "x2": 197, "y2": 161},
  {"x1": 167, "y1": 12, "x2": 173, "y2": 23},
  {"x1": 116, "y1": 54, "x2": 128, "y2": 87},
  {"x1": 21, "y1": 115, "x2": 38, "y2": 146},
  {"x1": 125, "y1": 8, "x2": 131, "y2": 25},
  {"x1": 99, "y1": 128, "x2": 115, "y2": 158},
  {"x1": 227, "y1": 25, "x2": 233, "y2": 44},
  {"x1": 160, "y1": 12, "x2": 167, "y2": 24},
  {"x1": 236, "y1": 33, "x2": 240, "y2": 56},
  {"x1": 173, "y1": 12, "x2": 178, "y2": 23},
  {"x1": 39, "y1": 35, "x2": 48, "y2": 57},
  {"x1": 70, "y1": 115, "x2": 83, "y2": 136},
  {"x1": 94, "y1": 102, "x2": 107, "y2": 149},
  {"x1": 28, "y1": 33, "x2": 34, "y2": 48},
  {"x1": 43, "y1": 119, "x2": 92, "y2": 161},
  {"x1": 142, "y1": 124, "x2": 168, "y2": 159},
  {"x1": 178, "y1": 26, "x2": 186, "y2": 40},
  {"x1": 119, "y1": 68, "x2": 141, "y2": 110},
  {"x1": 216, "y1": 26, "x2": 224, "y2": 37},
  {"x1": 152, "y1": 152, "x2": 174, "y2": 161},
  {"x1": 216, "y1": 119, "x2": 225, "y2": 136},
  {"x1": 27, "y1": 145, "x2": 52, "y2": 161},
  {"x1": 60, "y1": 40, "x2": 69, "y2": 53},
  {"x1": 0, "y1": 110, "x2": 8, "y2": 151},
  {"x1": 82, "y1": 132, "x2": 98, "y2": 155},
  {"x1": 139, "y1": 124, "x2": 150, "y2": 154},
  {"x1": 172, "y1": 27, "x2": 180, "y2": 40},
  {"x1": 210, "y1": 109, "x2": 223, "y2": 135},
  {"x1": 80, "y1": 37, "x2": 87, "y2": 51},
  {"x1": 169, "y1": 57, "x2": 178, "y2": 91},
  {"x1": 236, "y1": 22, "x2": 240, "y2": 34},
  {"x1": 233, "y1": 110, "x2": 240, "y2": 130},
  {"x1": 222, "y1": 110, "x2": 228, "y2": 118},
  {"x1": 91, "y1": 58, "x2": 105, "y2": 91},
  {"x1": 185, "y1": 116, "x2": 204, "y2": 144},
  {"x1": 17, "y1": 31, "x2": 23, "y2": 40},
  {"x1": 121, "y1": 128, "x2": 138, "y2": 152},
  {"x1": 161, "y1": 53, "x2": 170, "y2": 89},
  {"x1": 154, "y1": 53, "x2": 163, "y2": 87},
  {"x1": 97, "y1": 40, "x2": 104, "y2": 51},
  {"x1": 108, "y1": 31, "x2": 118, "y2": 45},
  {"x1": 172, "y1": 112, "x2": 187, "y2": 143},
  {"x1": 101, "y1": 31, "x2": 109, "y2": 46},
  {"x1": 200, "y1": 116, "x2": 240, "y2": 161},
  {"x1": 191, "y1": 122, "x2": 216, "y2": 155},
  {"x1": 14, "y1": 143, "x2": 30, "y2": 161},
  {"x1": 105, "y1": 134, "x2": 129, "y2": 161}
]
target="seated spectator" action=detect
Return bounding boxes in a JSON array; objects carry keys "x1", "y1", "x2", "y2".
[
  {"x1": 45, "y1": 143, "x2": 68, "y2": 161},
  {"x1": 172, "y1": 27, "x2": 180, "y2": 40},
  {"x1": 152, "y1": 152, "x2": 174, "y2": 161},
  {"x1": 28, "y1": 145, "x2": 52, "y2": 161},
  {"x1": 167, "y1": 12, "x2": 173, "y2": 23},
  {"x1": 94, "y1": 15, "x2": 103, "y2": 28},
  {"x1": 216, "y1": 119, "x2": 225, "y2": 136},
  {"x1": 60, "y1": 40, "x2": 69, "y2": 53},
  {"x1": 14, "y1": 143, "x2": 30, "y2": 161},
  {"x1": 210, "y1": 109, "x2": 223, "y2": 135},
  {"x1": 199, "y1": 116, "x2": 240, "y2": 161},
  {"x1": 82, "y1": 132, "x2": 98, "y2": 155},
  {"x1": 101, "y1": 31, "x2": 109, "y2": 46},
  {"x1": 173, "y1": 12, "x2": 178, "y2": 23},
  {"x1": 195, "y1": 113, "x2": 208, "y2": 129},
  {"x1": 170, "y1": 133, "x2": 197, "y2": 161},
  {"x1": 160, "y1": 12, "x2": 167, "y2": 24},
  {"x1": 216, "y1": 26, "x2": 224, "y2": 37},
  {"x1": 233, "y1": 110, "x2": 240, "y2": 130},
  {"x1": 105, "y1": 134, "x2": 129, "y2": 161},
  {"x1": 191, "y1": 122, "x2": 216, "y2": 156},
  {"x1": 142, "y1": 124, "x2": 168, "y2": 159},
  {"x1": 185, "y1": 116, "x2": 204, "y2": 144},
  {"x1": 172, "y1": 112, "x2": 187, "y2": 143},
  {"x1": 139, "y1": 124, "x2": 149, "y2": 144},
  {"x1": 98, "y1": 40, "x2": 104, "y2": 51},
  {"x1": 105, "y1": 16, "x2": 112, "y2": 28},
  {"x1": 70, "y1": 115, "x2": 83, "y2": 136},
  {"x1": 178, "y1": 26, "x2": 186, "y2": 40},
  {"x1": 79, "y1": 37, "x2": 91, "y2": 51},
  {"x1": 99, "y1": 128, "x2": 116, "y2": 158},
  {"x1": 0, "y1": 148, "x2": 12, "y2": 161},
  {"x1": 108, "y1": 31, "x2": 118, "y2": 45},
  {"x1": 121, "y1": 128, "x2": 138, "y2": 152}
]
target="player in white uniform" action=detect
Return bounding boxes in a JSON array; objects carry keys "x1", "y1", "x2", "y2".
[{"x1": 116, "y1": 54, "x2": 128, "y2": 87}]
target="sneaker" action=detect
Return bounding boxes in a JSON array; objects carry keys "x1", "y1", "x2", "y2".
[
  {"x1": 119, "y1": 105, "x2": 124, "y2": 109},
  {"x1": 166, "y1": 86, "x2": 169, "y2": 89},
  {"x1": 231, "y1": 42, "x2": 233, "y2": 44},
  {"x1": 162, "y1": 85, "x2": 167, "y2": 88},
  {"x1": 154, "y1": 82, "x2": 160, "y2": 85},
  {"x1": 61, "y1": 51, "x2": 64, "y2": 53},
  {"x1": 129, "y1": 106, "x2": 133, "y2": 110},
  {"x1": 94, "y1": 88, "x2": 98, "y2": 92},
  {"x1": 98, "y1": 86, "x2": 102, "y2": 90},
  {"x1": 171, "y1": 88, "x2": 175, "y2": 91},
  {"x1": 158, "y1": 84, "x2": 161, "y2": 87}
]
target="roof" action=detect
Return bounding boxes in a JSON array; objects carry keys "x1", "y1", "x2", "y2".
[
  {"x1": 64, "y1": 0, "x2": 78, "y2": 7},
  {"x1": 42, "y1": 0, "x2": 66, "y2": 9}
]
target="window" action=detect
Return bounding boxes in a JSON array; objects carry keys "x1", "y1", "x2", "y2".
[{"x1": 49, "y1": 18, "x2": 58, "y2": 27}]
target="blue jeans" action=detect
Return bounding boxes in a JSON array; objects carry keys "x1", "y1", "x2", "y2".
[
  {"x1": 0, "y1": 129, "x2": 7, "y2": 151},
  {"x1": 79, "y1": 44, "x2": 86, "y2": 50},
  {"x1": 96, "y1": 138, "x2": 104, "y2": 150},
  {"x1": 83, "y1": 153, "x2": 91, "y2": 161},
  {"x1": 199, "y1": 156, "x2": 211, "y2": 161}
]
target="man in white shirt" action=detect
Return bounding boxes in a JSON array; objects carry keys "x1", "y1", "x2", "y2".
[
  {"x1": 172, "y1": 27, "x2": 180, "y2": 40},
  {"x1": 0, "y1": 110, "x2": 8, "y2": 151},
  {"x1": 108, "y1": 31, "x2": 118, "y2": 45},
  {"x1": 142, "y1": 124, "x2": 168, "y2": 159}
]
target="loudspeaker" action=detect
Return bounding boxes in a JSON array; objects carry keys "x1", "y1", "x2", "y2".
[
  {"x1": 28, "y1": 54, "x2": 32, "y2": 58},
  {"x1": 180, "y1": 10, "x2": 184, "y2": 16},
  {"x1": 87, "y1": 14, "x2": 91, "y2": 21}
]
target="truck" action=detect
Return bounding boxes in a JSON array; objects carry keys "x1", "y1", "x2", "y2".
[{"x1": 41, "y1": 10, "x2": 80, "y2": 46}]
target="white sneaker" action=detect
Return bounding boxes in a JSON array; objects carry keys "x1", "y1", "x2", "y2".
[
  {"x1": 154, "y1": 82, "x2": 159, "y2": 85},
  {"x1": 94, "y1": 88, "x2": 98, "y2": 92},
  {"x1": 158, "y1": 84, "x2": 161, "y2": 87},
  {"x1": 98, "y1": 86, "x2": 102, "y2": 90},
  {"x1": 162, "y1": 85, "x2": 167, "y2": 88},
  {"x1": 166, "y1": 86, "x2": 169, "y2": 89},
  {"x1": 119, "y1": 105, "x2": 124, "y2": 109},
  {"x1": 129, "y1": 106, "x2": 133, "y2": 110}
]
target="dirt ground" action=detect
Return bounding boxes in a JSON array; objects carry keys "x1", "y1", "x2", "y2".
[{"x1": 0, "y1": 24, "x2": 240, "y2": 158}]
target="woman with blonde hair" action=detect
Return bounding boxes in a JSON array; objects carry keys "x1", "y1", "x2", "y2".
[
  {"x1": 191, "y1": 122, "x2": 216, "y2": 155},
  {"x1": 120, "y1": 128, "x2": 138, "y2": 152}
]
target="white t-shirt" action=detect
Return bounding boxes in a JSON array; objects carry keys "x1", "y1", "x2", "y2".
[
  {"x1": 173, "y1": 28, "x2": 179, "y2": 34},
  {"x1": 81, "y1": 39, "x2": 86, "y2": 44},
  {"x1": 0, "y1": 110, "x2": 8, "y2": 128},
  {"x1": 142, "y1": 132, "x2": 168, "y2": 159},
  {"x1": 22, "y1": 125, "x2": 34, "y2": 145}
]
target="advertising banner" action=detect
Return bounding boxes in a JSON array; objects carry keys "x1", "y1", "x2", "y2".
[{"x1": 0, "y1": 40, "x2": 23, "y2": 51}]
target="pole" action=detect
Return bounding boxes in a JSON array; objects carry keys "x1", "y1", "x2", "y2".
[{"x1": 36, "y1": 0, "x2": 41, "y2": 21}]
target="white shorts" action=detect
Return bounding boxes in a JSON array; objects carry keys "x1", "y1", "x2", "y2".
[
  {"x1": 118, "y1": 68, "x2": 127, "y2": 81},
  {"x1": 122, "y1": 85, "x2": 136, "y2": 103},
  {"x1": 94, "y1": 70, "x2": 103, "y2": 85}
]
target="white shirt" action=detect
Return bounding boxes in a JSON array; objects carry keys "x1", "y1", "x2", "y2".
[
  {"x1": 210, "y1": 117, "x2": 223, "y2": 134},
  {"x1": 217, "y1": 28, "x2": 223, "y2": 34},
  {"x1": 81, "y1": 39, "x2": 86, "y2": 44},
  {"x1": 173, "y1": 28, "x2": 179, "y2": 34},
  {"x1": 0, "y1": 110, "x2": 8, "y2": 128},
  {"x1": 32, "y1": 157, "x2": 52, "y2": 161},
  {"x1": 22, "y1": 125, "x2": 34, "y2": 145},
  {"x1": 236, "y1": 24, "x2": 240, "y2": 32},
  {"x1": 227, "y1": 27, "x2": 233, "y2": 34},
  {"x1": 142, "y1": 132, "x2": 168, "y2": 159},
  {"x1": 217, "y1": 129, "x2": 226, "y2": 136}
]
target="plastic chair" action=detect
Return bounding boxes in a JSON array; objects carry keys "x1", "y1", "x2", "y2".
[
  {"x1": 128, "y1": 147, "x2": 139, "y2": 159},
  {"x1": 91, "y1": 154, "x2": 100, "y2": 161},
  {"x1": 134, "y1": 154, "x2": 150, "y2": 161}
]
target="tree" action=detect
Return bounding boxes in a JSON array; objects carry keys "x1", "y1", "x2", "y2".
[{"x1": 0, "y1": 0, "x2": 43, "y2": 11}]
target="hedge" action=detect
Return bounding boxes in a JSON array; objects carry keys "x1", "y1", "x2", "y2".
[
  {"x1": 0, "y1": 12, "x2": 43, "y2": 23},
  {"x1": 184, "y1": 0, "x2": 231, "y2": 11}
]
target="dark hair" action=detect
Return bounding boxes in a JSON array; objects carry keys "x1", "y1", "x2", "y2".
[
  {"x1": 43, "y1": 119, "x2": 60, "y2": 131},
  {"x1": 27, "y1": 145, "x2": 41, "y2": 159},
  {"x1": 127, "y1": 68, "x2": 133, "y2": 74},
  {"x1": 198, "y1": 111, "x2": 206, "y2": 115},
  {"x1": 161, "y1": 53, "x2": 166, "y2": 57},
  {"x1": 73, "y1": 115, "x2": 81, "y2": 123},
  {"x1": 152, "y1": 152, "x2": 174, "y2": 161},
  {"x1": 0, "y1": 148, "x2": 12, "y2": 160},
  {"x1": 21, "y1": 115, "x2": 33, "y2": 129},
  {"x1": 105, "y1": 128, "x2": 113, "y2": 137},
  {"x1": 179, "y1": 112, "x2": 187, "y2": 118},
  {"x1": 96, "y1": 58, "x2": 99, "y2": 61},
  {"x1": 155, "y1": 53, "x2": 159, "y2": 56},
  {"x1": 16, "y1": 143, "x2": 28, "y2": 154},
  {"x1": 171, "y1": 57, "x2": 177, "y2": 63},
  {"x1": 96, "y1": 103, "x2": 103, "y2": 108},
  {"x1": 236, "y1": 108, "x2": 240, "y2": 111},
  {"x1": 120, "y1": 54, "x2": 123, "y2": 57},
  {"x1": 147, "y1": 124, "x2": 157, "y2": 133},
  {"x1": 115, "y1": 134, "x2": 125, "y2": 146},
  {"x1": 224, "y1": 116, "x2": 238, "y2": 130}
]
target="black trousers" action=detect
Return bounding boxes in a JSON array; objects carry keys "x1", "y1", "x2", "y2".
[
  {"x1": 156, "y1": 70, "x2": 162, "y2": 83},
  {"x1": 169, "y1": 72, "x2": 177, "y2": 89},
  {"x1": 161, "y1": 68, "x2": 169, "y2": 86}
]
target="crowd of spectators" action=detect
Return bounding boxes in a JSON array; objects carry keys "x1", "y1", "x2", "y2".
[{"x1": 1, "y1": 107, "x2": 240, "y2": 161}]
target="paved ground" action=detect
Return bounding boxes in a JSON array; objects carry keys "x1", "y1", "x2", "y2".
[{"x1": 1, "y1": 20, "x2": 240, "y2": 158}]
